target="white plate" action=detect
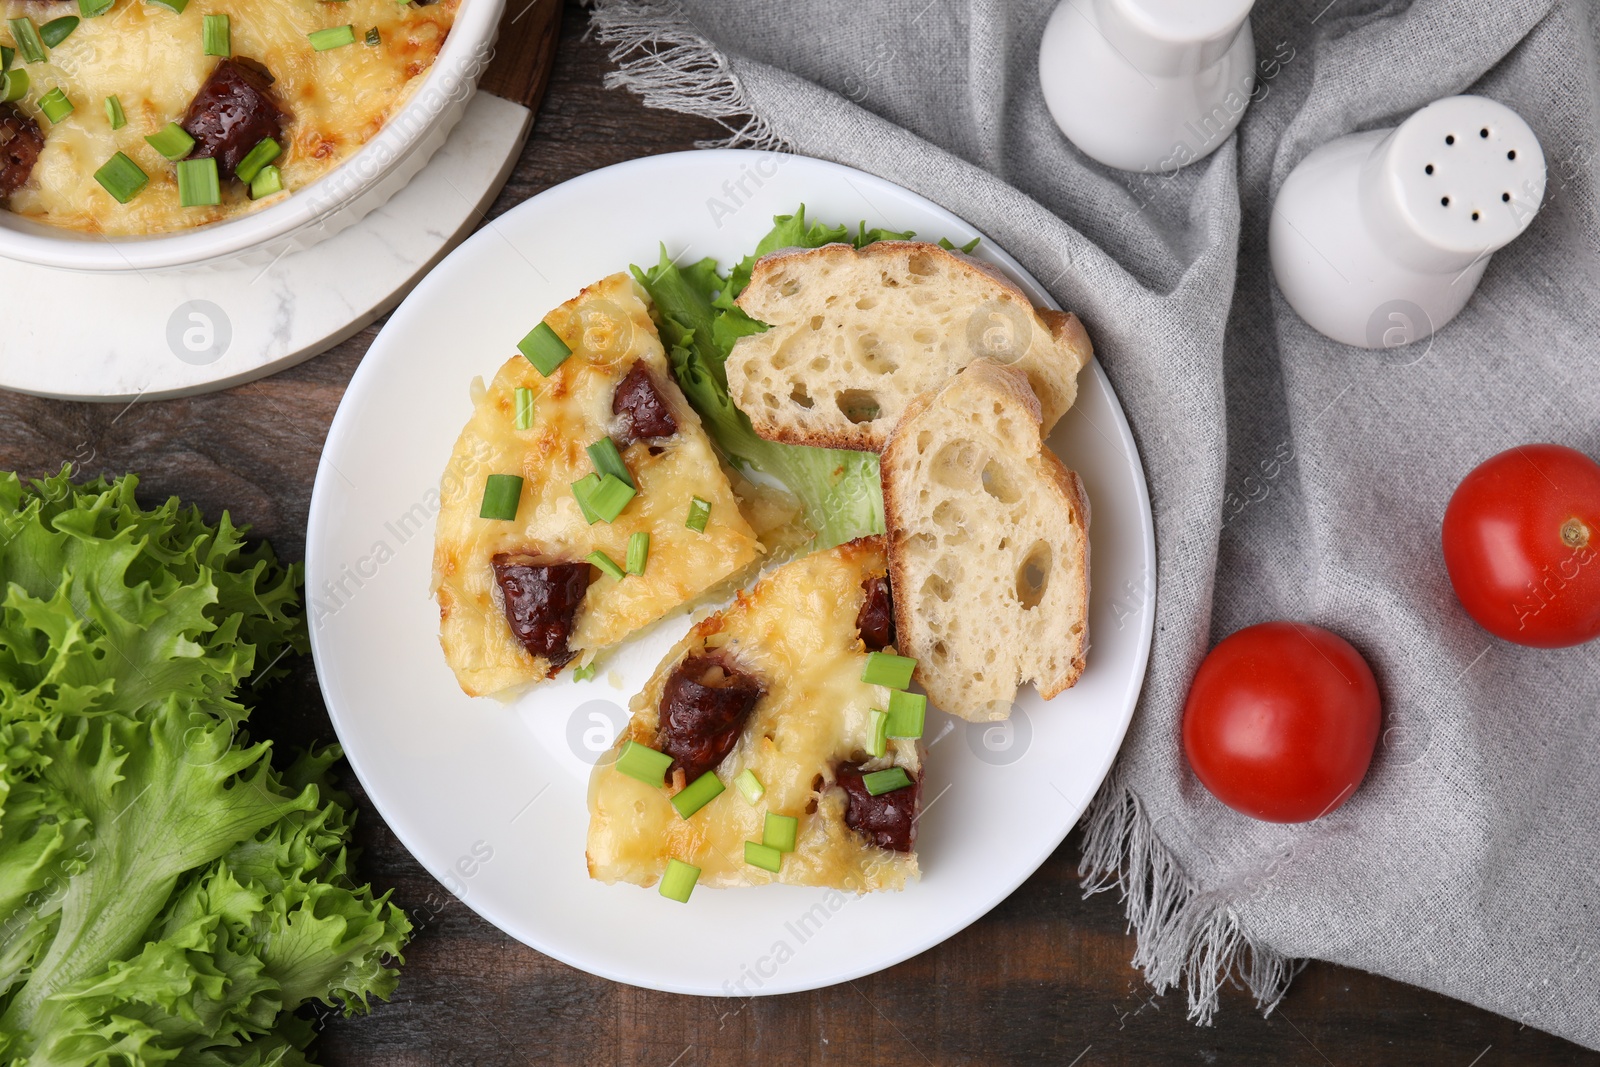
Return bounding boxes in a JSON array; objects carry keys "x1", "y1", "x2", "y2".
[{"x1": 306, "y1": 150, "x2": 1155, "y2": 996}]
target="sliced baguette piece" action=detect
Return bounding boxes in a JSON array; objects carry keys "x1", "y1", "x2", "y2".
[
  {"x1": 881, "y1": 358, "x2": 1090, "y2": 722},
  {"x1": 726, "y1": 241, "x2": 1093, "y2": 452}
]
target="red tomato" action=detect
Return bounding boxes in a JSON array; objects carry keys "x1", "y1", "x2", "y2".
[
  {"x1": 1441, "y1": 443, "x2": 1600, "y2": 648},
  {"x1": 1182, "y1": 621, "x2": 1381, "y2": 823}
]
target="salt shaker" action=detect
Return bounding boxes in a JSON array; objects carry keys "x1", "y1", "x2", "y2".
[
  {"x1": 1038, "y1": 0, "x2": 1257, "y2": 173},
  {"x1": 1270, "y1": 95, "x2": 1547, "y2": 349}
]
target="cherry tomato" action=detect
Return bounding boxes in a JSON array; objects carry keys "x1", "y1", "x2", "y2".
[
  {"x1": 1441, "y1": 444, "x2": 1600, "y2": 648},
  {"x1": 1182, "y1": 621, "x2": 1381, "y2": 823}
]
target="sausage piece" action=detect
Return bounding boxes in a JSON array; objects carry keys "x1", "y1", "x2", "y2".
[
  {"x1": 658, "y1": 654, "x2": 763, "y2": 782},
  {"x1": 612, "y1": 362, "x2": 678, "y2": 446},
  {"x1": 182, "y1": 58, "x2": 287, "y2": 180},
  {"x1": 0, "y1": 104, "x2": 43, "y2": 202},
  {"x1": 491, "y1": 556, "x2": 591, "y2": 673},
  {"x1": 855, "y1": 575, "x2": 895, "y2": 651},
  {"x1": 836, "y1": 762, "x2": 920, "y2": 852}
]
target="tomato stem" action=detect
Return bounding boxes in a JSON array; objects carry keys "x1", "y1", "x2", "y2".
[{"x1": 1561, "y1": 517, "x2": 1590, "y2": 550}]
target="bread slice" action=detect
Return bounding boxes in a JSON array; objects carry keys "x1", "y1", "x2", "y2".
[
  {"x1": 881, "y1": 359, "x2": 1090, "y2": 722},
  {"x1": 432, "y1": 273, "x2": 762, "y2": 697},
  {"x1": 587, "y1": 537, "x2": 923, "y2": 893},
  {"x1": 725, "y1": 241, "x2": 1093, "y2": 451}
]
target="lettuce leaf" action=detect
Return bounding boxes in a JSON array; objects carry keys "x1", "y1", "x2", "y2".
[
  {"x1": 0, "y1": 470, "x2": 407, "y2": 1066},
  {"x1": 633, "y1": 207, "x2": 917, "y2": 550}
]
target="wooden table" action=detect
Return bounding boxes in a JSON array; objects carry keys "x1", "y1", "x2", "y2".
[{"x1": 3, "y1": 5, "x2": 1596, "y2": 1064}]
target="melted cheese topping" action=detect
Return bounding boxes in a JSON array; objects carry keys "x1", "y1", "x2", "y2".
[
  {"x1": 1, "y1": 0, "x2": 456, "y2": 234},
  {"x1": 432, "y1": 273, "x2": 763, "y2": 698},
  {"x1": 587, "y1": 538, "x2": 922, "y2": 893}
]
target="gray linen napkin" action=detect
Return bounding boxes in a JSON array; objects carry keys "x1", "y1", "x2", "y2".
[{"x1": 590, "y1": 0, "x2": 1600, "y2": 1047}]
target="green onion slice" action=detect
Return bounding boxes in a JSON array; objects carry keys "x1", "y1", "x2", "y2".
[
  {"x1": 586, "y1": 550, "x2": 625, "y2": 582},
  {"x1": 658, "y1": 858, "x2": 700, "y2": 903},
  {"x1": 202, "y1": 13, "x2": 229, "y2": 55},
  {"x1": 868, "y1": 708, "x2": 889, "y2": 758},
  {"x1": 886, "y1": 690, "x2": 926, "y2": 738},
  {"x1": 233, "y1": 136, "x2": 280, "y2": 183},
  {"x1": 572, "y1": 662, "x2": 597, "y2": 682},
  {"x1": 685, "y1": 496, "x2": 711, "y2": 533},
  {"x1": 570, "y1": 473, "x2": 603, "y2": 524},
  {"x1": 145, "y1": 121, "x2": 195, "y2": 161},
  {"x1": 39, "y1": 16, "x2": 78, "y2": 47},
  {"x1": 104, "y1": 94, "x2": 125, "y2": 129},
  {"x1": 364, "y1": 25, "x2": 379, "y2": 45},
  {"x1": 744, "y1": 841, "x2": 782, "y2": 874},
  {"x1": 512, "y1": 387, "x2": 535, "y2": 430},
  {"x1": 0, "y1": 68, "x2": 27, "y2": 105},
  {"x1": 78, "y1": 0, "x2": 114, "y2": 17},
  {"x1": 37, "y1": 87, "x2": 73, "y2": 124},
  {"x1": 2, "y1": 45, "x2": 12, "y2": 71},
  {"x1": 93, "y1": 151, "x2": 148, "y2": 203},
  {"x1": 308, "y1": 24, "x2": 356, "y2": 50},
  {"x1": 670, "y1": 772, "x2": 725, "y2": 819},
  {"x1": 615, "y1": 740, "x2": 672, "y2": 786},
  {"x1": 588, "y1": 474, "x2": 635, "y2": 523},
  {"x1": 518, "y1": 321, "x2": 571, "y2": 375},
  {"x1": 586, "y1": 436, "x2": 633, "y2": 488},
  {"x1": 861, "y1": 651, "x2": 917, "y2": 690},
  {"x1": 862, "y1": 767, "x2": 913, "y2": 796},
  {"x1": 733, "y1": 768, "x2": 764, "y2": 805},
  {"x1": 177, "y1": 156, "x2": 221, "y2": 206},
  {"x1": 8, "y1": 19, "x2": 46, "y2": 64},
  {"x1": 249, "y1": 164, "x2": 283, "y2": 200},
  {"x1": 144, "y1": 0, "x2": 189, "y2": 13},
  {"x1": 626, "y1": 531, "x2": 649, "y2": 576},
  {"x1": 478, "y1": 473, "x2": 523, "y2": 521},
  {"x1": 763, "y1": 812, "x2": 798, "y2": 853}
]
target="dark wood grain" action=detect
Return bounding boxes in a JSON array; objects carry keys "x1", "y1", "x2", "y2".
[
  {"x1": 2, "y1": 4, "x2": 1597, "y2": 1064},
  {"x1": 479, "y1": 0, "x2": 562, "y2": 108}
]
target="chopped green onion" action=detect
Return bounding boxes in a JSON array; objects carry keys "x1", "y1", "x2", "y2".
[
  {"x1": 685, "y1": 496, "x2": 711, "y2": 533},
  {"x1": 39, "y1": 16, "x2": 78, "y2": 47},
  {"x1": 233, "y1": 136, "x2": 280, "y2": 183},
  {"x1": 570, "y1": 473, "x2": 603, "y2": 524},
  {"x1": 202, "y1": 13, "x2": 230, "y2": 55},
  {"x1": 572, "y1": 662, "x2": 597, "y2": 682},
  {"x1": 8, "y1": 19, "x2": 46, "y2": 64},
  {"x1": 863, "y1": 767, "x2": 913, "y2": 796},
  {"x1": 78, "y1": 0, "x2": 114, "y2": 17},
  {"x1": 478, "y1": 473, "x2": 523, "y2": 521},
  {"x1": 763, "y1": 812, "x2": 798, "y2": 853},
  {"x1": 37, "y1": 88, "x2": 73, "y2": 124},
  {"x1": 144, "y1": 121, "x2": 195, "y2": 161},
  {"x1": 513, "y1": 387, "x2": 535, "y2": 430},
  {"x1": 744, "y1": 841, "x2": 782, "y2": 873},
  {"x1": 176, "y1": 156, "x2": 220, "y2": 206},
  {"x1": 868, "y1": 708, "x2": 889, "y2": 758},
  {"x1": 1, "y1": 45, "x2": 12, "y2": 71},
  {"x1": 93, "y1": 151, "x2": 147, "y2": 203},
  {"x1": 658, "y1": 858, "x2": 700, "y2": 903},
  {"x1": 249, "y1": 164, "x2": 283, "y2": 199},
  {"x1": 626, "y1": 531, "x2": 649, "y2": 576},
  {"x1": 586, "y1": 437, "x2": 634, "y2": 489},
  {"x1": 861, "y1": 651, "x2": 917, "y2": 690},
  {"x1": 733, "y1": 768, "x2": 764, "y2": 805},
  {"x1": 0, "y1": 68, "x2": 27, "y2": 104},
  {"x1": 886, "y1": 690, "x2": 926, "y2": 738},
  {"x1": 588, "y1": 474, "x2": 635, "y2": 523},
  {"x1": 586, "y1": 550, "x2": 624, "y2": 582},
  {"x1": 615, "y1": 740, "x2": 672, "y2": 786},
  {"x1": 104, "y1": 94, "x2": 125, "y2": 129},
  {"x1": 145, "y1": 0, "x2": 189, "y2": 13},
  {"x1": 518, "y1": 321, "x2": 571, "y2": 376},
  {"x1": 307, "y1": 25, "x2": 356, "y2": 50},
  {"x1": 670, "y1": 772, "x2": 724, "y2": 819},
  {"x1": 364, "y1": 25, "x2": 379, "y2": 45}
]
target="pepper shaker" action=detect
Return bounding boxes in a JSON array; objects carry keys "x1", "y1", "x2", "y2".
[
  {"x1": 1038, "y1": 0, "x2": 1257, "y2": 173},
  {"x1": 1270, "y1": 95, "x2": 1547, "y2": 349}
]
